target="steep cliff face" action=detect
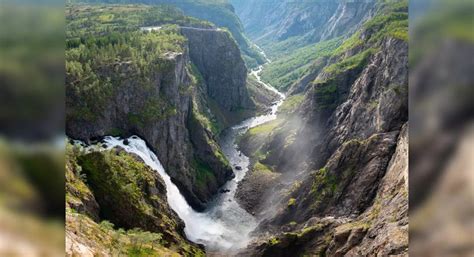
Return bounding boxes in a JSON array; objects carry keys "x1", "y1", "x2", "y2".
[
  {"x1": 67, "y1": 43, "x2": 225, "y2": 210},
  {"x1": 181, "y1": 27, "x2": 253, "y2": 111},
  {"x1": 233, "y1": 0, "x2": 376, "y2": 92},
  {"x1": 159, "y1": 0, "x2": 266, "y2": 67},
  {"x1": 236, "y1": 1, "x2": 408, "y2": 255},
  {"x1": 232, "y1": 0, "x2": 374, "y2": 57},
  {"x1": 66, "y1": 145, "x2": 205, "y2": 256},
  {"x1": 232, "y1": 0, "x2": 336, "y2": 41},
  {"x1": 241, "y1": 125, "x2": 408, "y2": 257},
  {"x1": 66, "y1": 6, "x2": 257, "y2": 211}
]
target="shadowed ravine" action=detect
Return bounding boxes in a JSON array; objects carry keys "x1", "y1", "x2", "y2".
[{"x1": 83, "y1": 60, "x2": 284, "y2": 253}]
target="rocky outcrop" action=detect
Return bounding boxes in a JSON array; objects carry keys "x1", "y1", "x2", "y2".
[
  {"x1": 319, "y1": 1, "x2": 375, "y2": 41},
  {"x1": 66, "y1": 145, "x2": 100, "y2": 221},
  {"x1": 236, "y1": 1, "x2": 408, "y2": 255},
  {"x1": 330, "y1": 123, "x2": 408, "y2": 256},
  {"x1": 153, "y1": 0, "x2": 265, "y2": 67},
  {"x1": 255, "y1": 124, "x2": 407, "y2": 257},
  {"x1": 66, "y1": 25, "x2": 255, "y2": 210},
  {"x1": 246, "y1": 76, "x2": 280, "y2": 114},
  {"x1": 181, "y1": 27, "x2": 254, "y2": 111},
  {"x1": 65, "y1": 146, "x2": 205, "y2": 256},
  {"x1": 79, "y1": 148, "x2": 185, "y2": 239}
]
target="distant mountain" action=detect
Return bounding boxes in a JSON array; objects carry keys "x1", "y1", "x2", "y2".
[
  {"x1": 232, "y1": 0, "x2": 376, "y2": 91},
  {"x1": 232, "y1": 0, "x2": 374, "y2": 58}
]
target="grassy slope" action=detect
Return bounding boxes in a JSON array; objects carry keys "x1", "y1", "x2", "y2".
[
  {"x1": 260, "y1": 38, "x2": 342, "y2": 91},
  {"x1": 259, "y1": 0, "x2": 408, "y2": 93}
]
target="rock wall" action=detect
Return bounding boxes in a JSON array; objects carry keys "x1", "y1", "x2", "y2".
[
  {"x1": 181, "y1": 27, "x2": 254, "y2": 111},
  {"x1": 236, "y1": 1, "x2": 409, "y2": 255},
  {"x1": 155, "y1": 0, "x2": 265, "y2": 67},
  {"x1": 65, "y1": 146, "x2": 205, "y2": 256},
  {"x1": 232, "y1": 0, "x2": 374, "y2": 49},
  {"x1": 66, "y1": 27, "x2": 252, "y2": 210}
]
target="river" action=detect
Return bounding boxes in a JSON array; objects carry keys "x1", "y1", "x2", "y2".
[{"x1": 81, "y1": 62, "x2": 284, "y2": 253}]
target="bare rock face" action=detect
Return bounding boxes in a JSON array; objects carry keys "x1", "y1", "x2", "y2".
[
  {"x1": 232, "y1": 0, "x2": 374, "y2": 52},
  {"x1": 320, "y1": 1, "x2": 375, "y2": 41},
  {"x1": 231, "y1": 0, "x2": 339, "y2": 43},
  {"x1": 238, "y1": 4, "x2": 408, "y2": 254},
  {"x1": 326, "y1": 124, "x2": 408, "y2": 256},
  {"x1": 181, "y1": 27, "x2": 254, "y2": 111},
  {"x1": 66, "y1": 27, "x2": 251, "y2": 210},
  {"x1": 281, "y1": 35, "x2": 406, "y2": 217}
]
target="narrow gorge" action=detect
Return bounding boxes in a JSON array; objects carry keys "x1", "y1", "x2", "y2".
[{"x1": 66, "y1": 0, "x2": 409, "y2": 256}]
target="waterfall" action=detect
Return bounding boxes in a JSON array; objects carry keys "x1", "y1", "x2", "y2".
[
  {"x1": 98, "y1": 136, "x2": 256, "y2": 251},
  {"x1": 79, "y1": 57, "x2": 284, "y2": 253}
]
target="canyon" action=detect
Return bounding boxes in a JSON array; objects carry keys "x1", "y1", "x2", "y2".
[{"x1": 65, "y1": 0, "x2": 408, "y2": 256}]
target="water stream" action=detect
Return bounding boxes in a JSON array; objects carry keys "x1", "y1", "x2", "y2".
[{"x1": 80, "y1": 62, "x2": 284, "y2": 253}]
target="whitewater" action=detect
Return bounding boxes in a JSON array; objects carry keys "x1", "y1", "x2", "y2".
[{"x1": 80, "y1": 63, "x2": 284, "y2": 252}]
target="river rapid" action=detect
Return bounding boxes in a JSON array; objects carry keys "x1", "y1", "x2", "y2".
[{"x1": 80, "y1": 63, "x2": 284, "y2": 253}]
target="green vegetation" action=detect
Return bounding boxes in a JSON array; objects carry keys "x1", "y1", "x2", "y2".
[
  {"x1": 66, "y1": 146, "x2": 204, "y2": 256},
  {"x1": 193, "y1": 159, "x2": 218, "y2": 192},
  {"x1": 287, "y1": 198, "x2": 296, "y2": 207},
  {"x1": 335, "y1": 220, "x2": 371, "y2": 233},
  {"x1": 265, "y1": 225, "x2": 325, "y2": 250},
  {"x1": 261, "y1": 32, "x2": 315, "y2": 60},
  {"x1": 0, "y1": 5, "x2": 64, "y2": 137},
  {"x1": 312, "y1": 80, "x2": 339, "y2": 111},
  {"x1": 343, "y1": 134, "x2": 380, "y2": 147},
  {"x1": 248, "y1": 119, "x2": 282, "y2": 136},
  {"x1": 260, "y1": 38, "x2": 342, "y2": 91},
  {"x1": 333, "y1": 31, "x2": 363, "y2": 56},
  {"x1": 409, "y1": 1, "x2": 473, "y2": 66},
  {"x1": 279, "y1": 94, "x2": 305, "y2": 114},
  {"x1": 246, "y1": 75, "x2": 280, "y2": 115},
  {"x1": 66, "y1": 144, "x2": 95, "y2": 210},
  {"x1": 253, "y1": 161, "x2": 273, "y2": 174},
  {"x1": 323, "y1": 48, "x2": 376, "y2": 75},
  {"x1": 364, "y1": 12, "x2": 408, "y2": 43},
  {"x1": 331, "y1": 1, "x2": 408, "y2": 58},
  {"x1": 268, "y1": 237, "x2": 280, "y2": 246},
  {"x1": 79, "y1": 150, "x2": 163, "y2": 217},
  {"x1": 190, "y1": 98, "x2": 231, "y2": 171},
  {"x1": 310, "y1": 168, "x2": 338, "y2": 203},
  {"x1": 66, "y1": 5, "x2": 190, "y2": 123},
  {"x1": 192, "y1": 99, "x2": 221, "y2": 136},
  {"x1": 367, "y1": 100, "x2": 379, "y2": 111},
  {"x1": 310, "y1": 48, "x2": 376, "y2": 112},
  {"x1": 68, "y1": 212, "x2": 204, "y2": 256},
  {"x1": 66, "y1": 4, "x2": 211, "y2": 40},
  {"x1": 69, "y1": 0, "x2": 265, "y2": 67}
]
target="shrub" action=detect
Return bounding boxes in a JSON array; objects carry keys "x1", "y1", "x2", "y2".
[
  {"x1": 279, "y1": 94, "x2": 305, "y2": 114},
  {"x1": 287, "y1": 198, "x2": 296, "y2": 207}
]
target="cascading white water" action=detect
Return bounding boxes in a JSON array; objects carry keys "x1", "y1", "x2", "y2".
[
  {"x1": 79, "y1": 59, "x2": 284, "y2": 253},
  {"x1": 99, "y1": 136, "x2": 253, "y2": 251}
]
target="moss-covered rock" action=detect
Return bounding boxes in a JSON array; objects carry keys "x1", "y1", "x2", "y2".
[
  {"x1": 235, "y1": 161, "x2": 280, "y2": 215},
  {"x1": 66, "y1": 144, "x2": 100, "y2": 221},
  {"x1": 66, "y1": 145, "x2": 204, "y2": 256},
  {"x1": 78, "y1": 148, "x2": 184, "y2": 241}
]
